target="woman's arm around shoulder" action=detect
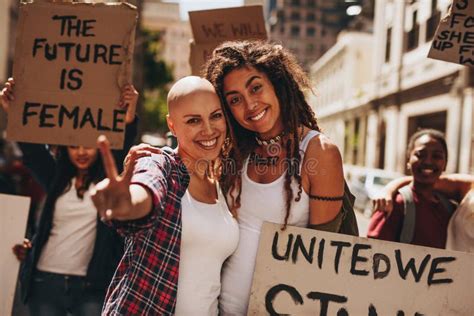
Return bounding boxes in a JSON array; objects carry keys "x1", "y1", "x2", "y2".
[{"x1": 435, "y1": 174, "x2": 474, "y2": 202}]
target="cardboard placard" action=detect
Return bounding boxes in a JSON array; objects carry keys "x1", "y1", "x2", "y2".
[
  {"x1": 428, "y1": 0, "x2": 474, "y2": 67},
  {"x1": 188, "y1": 5, "x2": 267, "y2": 75},
  {"x1": 0, "y1": 194, "x2": 30, "y2": 316},
  {"x1": 248, "y1": 222, "x2": 474, "y2": 315},
  {"x1": 7, "y1": 1, "x2": 137, "y2": 149}
]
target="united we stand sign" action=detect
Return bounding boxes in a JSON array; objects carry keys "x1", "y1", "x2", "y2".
[
  {"x1": 7, "y1": 1, "x2": 137, "y2": 149},
  {"x1": 248, "y1": 222, "x2": 474, "y2": 315}
]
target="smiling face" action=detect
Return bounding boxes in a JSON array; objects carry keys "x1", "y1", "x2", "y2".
[
  {"x1": 223, "y1": 66, "x2": 284, "y2": 139},
  {"x1": 167, "y1": 88, "x2": 226, "y2": 163},
  {"x1": 407, "y1": 134, "x2": 447, "y2": 185},
  {"x1": 67, "y1": 146, "x2": 98, "y2": 171}
]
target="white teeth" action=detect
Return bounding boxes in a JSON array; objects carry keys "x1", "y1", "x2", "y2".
[
  {"x1": 198, "y1": 138, "x2": 217, "y2": 147},
  {"x1": 421, "y1": 169, "x2": 434, "y2": 174},
  {"x1": 250, "y1": 109, "x2": 266, "y2": 121}
]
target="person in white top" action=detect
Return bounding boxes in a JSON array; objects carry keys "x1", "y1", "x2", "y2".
[
  {"x1": 204, "y1": 41, "x2": 353, "y2": 315},
  {"x1": 446, "y1": 186, "x2": 474, "y2": 253},
  {"x1": 91, "y1": 76, "x2": 239, "y2": 315},
  {"x1": 175, "y1": 183, "x2": 239, "y2": 315}
]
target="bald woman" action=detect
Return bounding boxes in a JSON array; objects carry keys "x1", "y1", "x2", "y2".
[{"x1": 91, "y1": 76, "x2": 239, "y2": 315}]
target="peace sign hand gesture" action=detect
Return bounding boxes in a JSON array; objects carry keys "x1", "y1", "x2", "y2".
[{"x1": 91, "y1": 135, "x2": 152, "y2": 221}]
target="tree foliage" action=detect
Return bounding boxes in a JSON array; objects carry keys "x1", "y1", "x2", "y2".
[{"x1": 140, "y1": 29, "x2": 174, "y2": 132}]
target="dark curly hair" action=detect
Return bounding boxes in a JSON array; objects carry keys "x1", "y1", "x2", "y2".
[{"x1": 204, "y1": 40, "x2": 321, "y2": 227}]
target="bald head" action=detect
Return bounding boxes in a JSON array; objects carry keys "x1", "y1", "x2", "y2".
[{"x1": 167, "y1": 76, "x2": 217, "y2": 117}]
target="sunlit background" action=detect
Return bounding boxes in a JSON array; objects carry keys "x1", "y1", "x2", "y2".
[{"x1": 0, "y1": 0, "x2": 473, "y2": 233}]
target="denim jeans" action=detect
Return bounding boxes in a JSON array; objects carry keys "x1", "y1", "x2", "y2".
[{"x1": 28, "y1": 271, "x2": 104, "y2": 316}]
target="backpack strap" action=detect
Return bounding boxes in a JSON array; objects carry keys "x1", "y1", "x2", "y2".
[
  {"x1": 307, "y1": 181, "x2": 359, "y2": 236},
  {"x1": 433, "y1": 191, "x2": 457, "y2": 216},
  {"x1": 399, "y1": 186, "x2": 416, "y2": 243}
]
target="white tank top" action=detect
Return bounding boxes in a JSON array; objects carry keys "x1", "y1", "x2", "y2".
[
  {"x1": 175, "y1": 184, "x2": 239, "y2": 316},
  {"x1": 220, "y1": 130, "x2": 321, "y2": 315},
  {"x1": 37, "y1": 178, "x2": 97, "y2": 276},
  {"x1": 446, "y1": 190, "x2": 474, "y2": 253}
]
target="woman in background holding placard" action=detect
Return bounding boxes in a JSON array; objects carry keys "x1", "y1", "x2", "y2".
[{"x1": 2, "y1": 78, "x2": 138, "y2": 316}]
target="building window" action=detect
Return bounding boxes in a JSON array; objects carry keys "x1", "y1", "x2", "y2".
[
  {"x1": 280, "y1": 25, "x2": 285, "y2": 34},
  {"x1": 426, "y1": 0, "x2": 440, "y2": 41},
  {"x1": 378, "y1": 120, "x2": 386, "y2": 169},
  {"x1": 291, "y1": 0, "x2": 300, "y2": 7},
  {"x1": 307, "y1": 27, "x2": 316, "y2": 37},
  {"x1": 277, "y1": 10, "x2": 285, "y2": 23},
  {"x1": 353, "y1": 117, "x2": 360, "y2": 165},
  {"x1": 290, "y1": 11, "x2": 301, "y2": 21},
  {"x1": 405, "y1": 10, "x2": 419, "y2": 51},
  {"x1": 307, "y1": 12, "x2": 316, "y2": 21},
  {"x1": 306, "y1": 43, "x2": 315, "y2": 53},
  {"x1": 291, "y1": 25, "x2": 300, "y2": 36},
  {"x1": 344, "y1": 120, "x2": 353, "y2": 164},
  {"x1": 385, "y1": 27, "x2": 391, "y2": 62},
  {"x1": 307, "y1": 0, "x2": 316, "y2": 8}
]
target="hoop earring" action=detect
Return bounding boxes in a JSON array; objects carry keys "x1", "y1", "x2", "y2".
[
  {"x1": 224, "y1": 137, "x2": 231, "y2": 147},
  {"x1": 221, "y1": 136, "x2": 231, "y2": 157}
]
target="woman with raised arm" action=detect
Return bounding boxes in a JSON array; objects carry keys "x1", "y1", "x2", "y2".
[
  {"x1": 2, "y1": 78, "x2": 138, "y2": 316},
  {"x1": 91, "y1": 76, "x2": 239, "y2": 315}
]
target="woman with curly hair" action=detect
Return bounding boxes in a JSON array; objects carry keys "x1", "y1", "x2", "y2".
[{"x1": 204, "y1": 40, "x2": 357, "y2": 315}]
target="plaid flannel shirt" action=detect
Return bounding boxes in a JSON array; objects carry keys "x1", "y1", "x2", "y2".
[{"x1": 102, "y1": 150, "x2": 189, "y2": 315}]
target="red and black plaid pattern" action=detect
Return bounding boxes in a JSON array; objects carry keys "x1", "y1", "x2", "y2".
[{"x1": 103, "y1": 151, "x2": 189, "y2": 315}]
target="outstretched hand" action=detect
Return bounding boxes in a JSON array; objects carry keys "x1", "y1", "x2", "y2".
[{"x1": 91, "y1": 135, "x2": 137, "y2": 221}]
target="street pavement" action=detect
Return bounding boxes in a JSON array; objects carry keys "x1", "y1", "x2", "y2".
[{"x1": 355, "y1": 210, "x2": 370, "y2": 237}]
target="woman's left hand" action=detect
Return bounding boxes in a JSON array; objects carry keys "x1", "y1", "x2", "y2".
[
  {"x1": 12, "y1": 238, "x2": 32, "y2": 261},
  {"x1": 119, "y1": 84, "x2": 139, "y2": 124},
  {"x1": 123, "y1": 143, "x2": 162, "y2": 173}
]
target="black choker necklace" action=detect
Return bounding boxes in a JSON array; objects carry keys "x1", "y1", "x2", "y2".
[{"x1": 255, "y1": 131, "x2": 286, "y2": 146}]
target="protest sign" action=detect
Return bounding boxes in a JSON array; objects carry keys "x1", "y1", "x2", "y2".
[
  {"x1": 0, "y1": 194, "x2": 30, "y2": 316},
  {"x1": 428, "y1": 0, "x2": 474, "y2": 66},
  {"x1": 188, "y1": 5, "x2": 267, "y2": 75},
  {"x1": 7, "y1": 1, "x2": 137, "y2": 148},
  {"x1": 248, "y1": 222, "x2": 474, "y2": 315}
]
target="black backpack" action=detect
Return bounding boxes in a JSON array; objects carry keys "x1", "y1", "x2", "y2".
[{"x1": 338, "y1": 181, "x2": 359, "y2": 236}]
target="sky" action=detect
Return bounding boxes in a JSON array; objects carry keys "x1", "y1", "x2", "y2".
[{"x1": 167, "y1": 0, "x2": 244, "y2": 20}]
